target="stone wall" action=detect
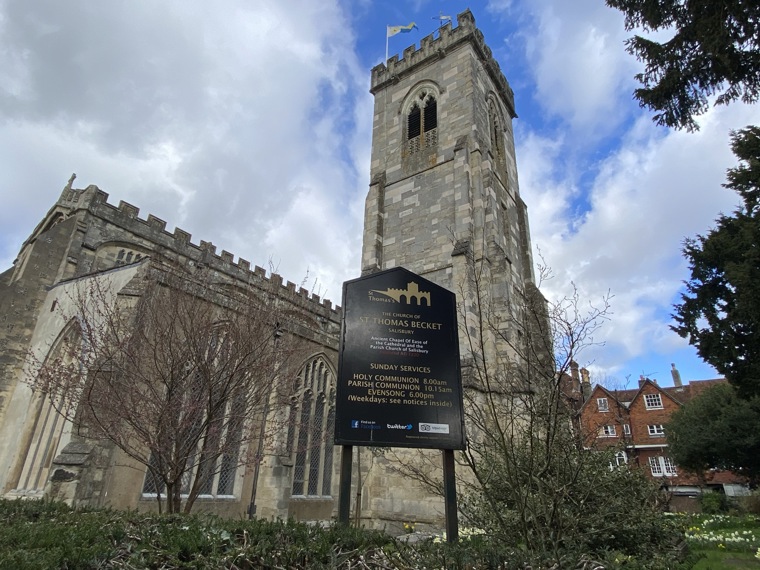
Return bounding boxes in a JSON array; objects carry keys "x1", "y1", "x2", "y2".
[{"x1": 0, "y1": 181, "x2": 343, "y2": 521}]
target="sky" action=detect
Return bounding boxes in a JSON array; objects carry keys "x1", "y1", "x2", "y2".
[{"x1": 0, "y1": 0, "x2": 755, "y2": 389}]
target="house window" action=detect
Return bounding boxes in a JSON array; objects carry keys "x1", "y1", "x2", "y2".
[
  {"x1": 599, "y1": 425, "x2": 616, "y2": 437},
  {"x1": 405, "y1": 89, "x2": 438, "y2": 154},
  {"x1": 623, "y1": 423, "x2": 631, "y2": 436},
  {"x1": 649, "y1": 456, "x2": 678, "y2": 477},
  {"x1": 644, "y1": 393, "x2": 663, "y2": 409},
  {"x1": 611, "y1": 451, "x2": 628, "y2": 467},
  {"x1": 597, "y1": 397, "x2": 609, "y2": 412},
  {"x1": 663, "y1": 457, "x2": 678, "y2": 476},
  {"x1": 289, "y1": 355, "x2": 336, "y2": 497},
  {"x1": 648, "y1": 424, "x2": 665, "y2": 437}
]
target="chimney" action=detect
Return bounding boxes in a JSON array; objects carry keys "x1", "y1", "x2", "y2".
[
  {"x1": 570, "y1": 361, "x2": 580, "y2": 383},
  {"x1": 570, "y1": 361, "x2": 581, "y2": 393},
  {"x1": 671, "y1": 363, "x2": 683, "y2": 387},
  {"x1": 580, "y1": 368, "x2": 591, "y2": 400},
  {"x1": 638, "y1": 375, "x2": 646, "y2": 388}
]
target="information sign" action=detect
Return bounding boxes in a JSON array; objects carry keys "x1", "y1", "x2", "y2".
[{"x1": 335, "y1": 267, "x2": 465, "y2": 449}]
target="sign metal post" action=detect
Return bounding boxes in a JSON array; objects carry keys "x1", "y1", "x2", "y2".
[{"x1": 334, "y1": 267, "x2": 464, "y2": 541}]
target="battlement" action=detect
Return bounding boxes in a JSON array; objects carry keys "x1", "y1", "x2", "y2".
[
  {"x1": 57, "y1": 184, "x2": 341, "y2": 317},
  {"x1": 370, "y1": 9, "x2": 516, "y2": 118}
]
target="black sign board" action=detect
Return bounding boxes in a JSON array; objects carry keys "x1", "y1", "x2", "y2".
[{"x1": 335, "y1": 267, "x2": 465, "y2": 449}]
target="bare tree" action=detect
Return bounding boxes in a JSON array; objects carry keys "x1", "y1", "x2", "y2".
[
  {"x1": 452, "y1": 258, "x2": 675, "y2": 562},
  {"x1": 27, "y1": 263, "x2": 302, "y2": 514},
  {"x1": 386, "y1": 252, "x2": 674, "y2": 561}
]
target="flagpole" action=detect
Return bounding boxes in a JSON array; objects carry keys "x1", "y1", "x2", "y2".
[{"x1": 385, "y1": 27, "x2": 389, "y2": 63}]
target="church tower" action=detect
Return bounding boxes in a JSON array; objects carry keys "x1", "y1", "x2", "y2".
[
  {"x1": 362, "y1": 10, "x2": 535, "y2": 299},
  {"x1": 356, "y1": 10, "x2": 542, "y2": 530}
]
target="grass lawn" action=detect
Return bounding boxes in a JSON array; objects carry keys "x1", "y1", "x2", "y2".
[
  {"x1": 691, "y1": 549, "x2": 760, "y2": 569},
  {"x1": 682, "y1": 513, "x2": 760, "y2": 569}
]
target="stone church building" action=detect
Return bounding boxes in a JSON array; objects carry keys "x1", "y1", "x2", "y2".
[{"x1": 0, "y1": 11, "x2": 537, "y2": 531}]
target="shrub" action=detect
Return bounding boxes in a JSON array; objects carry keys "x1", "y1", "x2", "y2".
[
  {"x1": 0, "y1": 498, "x2": 689, "y2": 569},
  {"x1": 700, "y1": 491, "x2": 729, "y2": 514}
]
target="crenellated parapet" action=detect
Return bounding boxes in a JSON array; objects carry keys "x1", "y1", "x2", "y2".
[
  {"x1": 54, "y1": 185, "x2": 341, "y2": 319},
  {"x1": 370, "y1": 9, "x2": 516, "y2": 118}
]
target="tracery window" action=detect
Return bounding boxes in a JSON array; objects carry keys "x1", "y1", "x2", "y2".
[
  {"x1": 141, "y1": 408, "x2": 241, "y2": 499},
  {"x1": 13, "y1": 321, "x2": 82, "y2": 496},
  {"x1": 287, "y1": 355, "x2": 336, "y2": 497},
  {"x1": 141, "y1": 327, "x2": 244, "y2": 499},
  {"x1": 92, "y1": 243, "x2": 147, "y2": 271},
  {"x1": 116, "y1": 249, "x2": 143, "y2": 266},
  {"x1": 488, "y1": 98, "x2": 503, "y2": 157},
  {"x1": 488, "y1": 96, "x2": 508, "y2": 177},
  {"x1": 405, "y1": 88, "x2": 438, "y2": 155}
]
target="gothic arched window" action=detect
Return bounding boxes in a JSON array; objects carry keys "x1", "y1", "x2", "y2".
[
  {"x1": 488, "y1": 97, "x2": 506, "y2": 174},
  {"x1": 288, "y1": 355, "x2": 336, "y2": 497},
  {"x1": 404, "y1": 86, "x2": 439, "y2": 155},
  {"x1": 12, "y1": 320, "x2": 82, "y2": 496},
  {"x1": 142, "y1": 325, "x2": 244, "y2": 499}
]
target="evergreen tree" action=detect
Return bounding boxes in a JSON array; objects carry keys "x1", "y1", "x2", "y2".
[
  {"x1": 606, "y1": 0, "x2": 760, "y2": 130},
  {"x1": 667, "y1": 382, "x2": 760, "y2": 484},
  {"x1": 672, "y1": 126, "x2": 760, "y2": 397}
]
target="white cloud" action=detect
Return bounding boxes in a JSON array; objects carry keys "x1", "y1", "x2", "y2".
[
  {"x1": 515, "y1": 0, "x2": 639, "y2": 137},
  {"x1": 1, "y1": 0, "x2": 754, "y2": 384},
  {"x1": 0, "y1": 0, "x2": 368, "y2": 306},
  {"x1": 520, "y1": 101, "x2": 757, "y2": 376}
]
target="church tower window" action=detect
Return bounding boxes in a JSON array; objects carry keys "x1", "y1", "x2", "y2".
[
  {"x1": 488, "y1": 97, "x2": 507, "y2": 177},
  {"x1": 405, "y1": 87, "x2": 438, "y2": 154}
]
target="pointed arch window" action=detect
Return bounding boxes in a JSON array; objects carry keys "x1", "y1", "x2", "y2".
[
  {"x1": 488, "y1": 97, "x2": 508, "y2": 178},
  {"x1": 141, "y1": 325, "x2": 244, "y2": 499},
  {"x1": 405, "y1": 88, "x2": 438, "y2": 154},
  {"x1": 489, "y1": 99, "x2": 503, "y2": 156},
  {"x1": 12, "y1": 321, "x2": 82, "y2": 496},
  {"x1": 288, "y1": 355, "x2": 336, "y2": 497}
]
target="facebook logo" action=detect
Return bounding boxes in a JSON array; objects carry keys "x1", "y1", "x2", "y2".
[{"x1": 351, "y1": 420, "x2": 359, "y2": 428}]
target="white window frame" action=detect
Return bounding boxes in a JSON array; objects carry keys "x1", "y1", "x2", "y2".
[
  {"x1": 623, "y1": 423, "x2": 631, "y2": 436},
  {"x1": 648, "y1": 424, "x2": 665, "y2": 437},
  {"x1": 649, "y1": 456, "x2": 677, "y2": 477},
  {"x1": 599, "y1": 425, "x2": 616, "y2": 437},
  {"x1": 611, "y1": 450, "x2": 628, "y2": 467},
  {"x1": 644, "y1": 393, "x2": 663, "y2": 409},
  {"x1": 597, "y1": 397, "x2": 609, "y2": 412},
  {"x1": 663, "y1": 457, "x2": 678, "y2": 476}
]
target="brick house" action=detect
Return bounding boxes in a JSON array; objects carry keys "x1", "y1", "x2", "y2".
[{"x1": 577, "y1": 368, "x2": 748, "y2": 510}]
